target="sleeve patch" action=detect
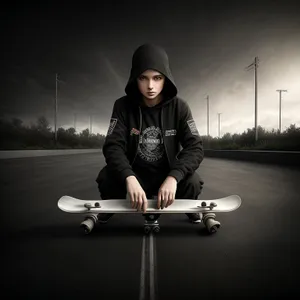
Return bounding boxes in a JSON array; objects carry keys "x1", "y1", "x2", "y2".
[
  {"x1": 107, "y1": 118, "x2": 118, "y2": 135},
  {"x1": 165, "y1": 129, "x2": 177, "y2": 136},
  {"x1": 187, "y1": 119, "x2": 199, "y2": 135}
]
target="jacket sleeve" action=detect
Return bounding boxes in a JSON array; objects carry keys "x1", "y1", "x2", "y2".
[
  {"x1": 102, "y1": 99, "x2": 136, "y2": 184},
  {"x1": 168, "y1": 100, "x2": 204, "y2": 183}
]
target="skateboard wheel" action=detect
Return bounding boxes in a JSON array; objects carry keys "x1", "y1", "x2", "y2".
[
  {"x1": 201, "y1": 201, "x2": 207, "y2": 207},
  {"x1": 81, "y1": 225, "x2": 90, "y2": 235},
  {"x1": 210, "y1": 225, "x2": 218, "y2": 233},
  {"x1": 95, "y1": 202, "x2": 100, "y2": 207},
  {"x1": 210, "y1": 202, "x2": 217, "y2": 208},
  {"x1": 153, "y1": 226, "x2": 160, "y2": 233},
  {"x1": 80, "y1": 217, "x2": 95, "y2": 234},
  {"x1": 205, "y1": 218, "x2": 221, "y2": 234}
]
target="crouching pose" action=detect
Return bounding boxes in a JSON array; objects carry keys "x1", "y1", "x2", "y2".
[{"x1": 96, "y1": 43, "x2": 204, "y2": 224}]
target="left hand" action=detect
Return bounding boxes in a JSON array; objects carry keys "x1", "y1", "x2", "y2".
[{"x1": 157, "y1": 176, "x2": 177, "y2": 209}]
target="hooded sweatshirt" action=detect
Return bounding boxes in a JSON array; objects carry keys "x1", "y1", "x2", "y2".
[{"x1": 99, "y1": 43, "x2": 204, "y2": 186}]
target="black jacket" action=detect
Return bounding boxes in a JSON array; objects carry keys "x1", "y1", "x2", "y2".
[{"x1": 101, "y1": 44, "x2": 204, "y2": 184}]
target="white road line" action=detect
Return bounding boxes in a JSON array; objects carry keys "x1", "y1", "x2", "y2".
[
  {"x1": 139, "y1": 233, "x2": 157, "y2": 300},
  {"x1": 139, "y1": 235, "x2": 146, "y2": 300},
  {"x1": 149, "y1": 233, "x2": 156, "y2": 300}
]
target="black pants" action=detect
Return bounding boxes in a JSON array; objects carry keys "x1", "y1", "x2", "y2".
[{"x1": 96, "y1": 165, "x2": 204, "y2": 201}]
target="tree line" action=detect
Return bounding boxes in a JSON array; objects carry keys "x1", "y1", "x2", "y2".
[
  {"x1": 0, "y1": 116, "x2": 105, "y2": 150},
  {"x1": 0, "y1": 116, "x2": 299, "y2": 151}
]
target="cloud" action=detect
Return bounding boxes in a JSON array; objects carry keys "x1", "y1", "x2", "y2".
[{"x1": 99, "y1": 53, "x2": 126, "y2": 92}]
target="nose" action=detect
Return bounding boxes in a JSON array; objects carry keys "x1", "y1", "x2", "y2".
[{"x1": 148, "y1": 80, "x2": 154, "y2": 90}]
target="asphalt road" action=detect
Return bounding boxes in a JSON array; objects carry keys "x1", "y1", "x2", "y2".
[{"x1": 1, "y1": 152, "x2": 299, "y2": 299}]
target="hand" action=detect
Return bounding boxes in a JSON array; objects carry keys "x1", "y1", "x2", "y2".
[
  {"x1": 157, "y1": 176, "x2": 177, "y2": 209},
  {"x1": 126, "y1": 176, "x2": 148, "y2": 213}
]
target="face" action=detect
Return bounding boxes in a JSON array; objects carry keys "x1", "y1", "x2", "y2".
[{"x1": 137, "y1": 69, "x2": 165, "y2": 102}]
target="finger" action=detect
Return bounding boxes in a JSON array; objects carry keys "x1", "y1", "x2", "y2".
[
  {"x1": 137, "y1": 195, "x2": 143, "y2": 211},
  {"x1": 165, "y1": 193, "x2": 170, "y2": 208},
  {"x1": 133, "y1": 193, "x2": 138, "y2": 209},
  {"x1": 170, "y1": 193, "x2": 175, "y2": 207},
  {"x1": 130, "y1": 193, "x2": 135, "y2": 208},
  {"x1": 157, "y1": 191, "x2": 161, "y2": 209},
  {"x1": 161, "y1": 191, "x2": 167, "y2": 209},
  {"x1": 136, "y1": 194, "x2": 142, "y2": 210},
  {"x1": 170, "y1": 194, "x2": 175, "y2": 206},
  {"x1": 164, "y1": 192, "x2": 169, "y2": 208},
  {"x1": 166, "y1": 193, "x2": 174, "y2": 207},
  {"x1": 136, "y1": 195, "x2": 140, "y2": 211},
  {"x1": 143, "y1": 195, "x2": 148, "y2": 213},
  {"x1": 165, "y1": 192, "x2": 170, "y2": 208},
  {"x1": 159, "y1": 191, "x2": 163, "y2": 209},
  {"x1": 127, "y1": 193, "x2": 131, "y2": 207},
  {"x1": 165, "y1": 194, "x2": 170, "y2": 208}
]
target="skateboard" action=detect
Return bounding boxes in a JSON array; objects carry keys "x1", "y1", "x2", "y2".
[{"x1": 57, "y1": 194, "x2": 242, "y2": 235}]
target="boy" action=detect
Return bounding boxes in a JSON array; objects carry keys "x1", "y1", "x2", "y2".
[{"x1": 96, "y1": 43, "x2": 204, "y2": 224}]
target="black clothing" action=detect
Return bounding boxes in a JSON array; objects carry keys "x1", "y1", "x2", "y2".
[{"x1": 97, "y1": 43, "x2": 204, "y2": 187}]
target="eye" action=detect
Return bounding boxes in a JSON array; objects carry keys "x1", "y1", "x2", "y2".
[
  {"x1": 138, "y1": 76, "x2": 145, "y2": 80},
  {"x1": 154, "y1": 76, "x2": 162, "y2": 80}
]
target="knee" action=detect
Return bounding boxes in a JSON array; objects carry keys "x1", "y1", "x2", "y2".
[
  {"x1": 176, "y1": 172, "x2": 204, "y2": 199},
  {"x1": 95, "y1": 166, "x2": 108, "y2": 194},
  {"x1": 95, "y1": 165, "x2": 107, "y2": 187},
  {"x1": 96, "y1": 165, "x2": 126, "y2": 199},
  {"x1": 185, "y1": 173, "x2": 203, "y2": 193}
]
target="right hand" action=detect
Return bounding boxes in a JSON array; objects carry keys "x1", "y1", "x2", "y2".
[{"x1": 126, "y1": 176, "x2": 148, "y2": 213}]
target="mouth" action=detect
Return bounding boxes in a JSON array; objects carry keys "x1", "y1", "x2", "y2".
[{"x1": 147, "y1": 92, "x2": 156, "y2": 95}]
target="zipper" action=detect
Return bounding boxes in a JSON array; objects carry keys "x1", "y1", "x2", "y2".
[
  {"x1": 131, "y1": 106, "x2": 142, "y2": 166},
  {"x1": 161, "y1": 107, "x2": 171, "y2": 167}
]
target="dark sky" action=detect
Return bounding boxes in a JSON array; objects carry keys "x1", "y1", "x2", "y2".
[{"x1": 2, "y1": 0, "x2": 300, "y2": 137}]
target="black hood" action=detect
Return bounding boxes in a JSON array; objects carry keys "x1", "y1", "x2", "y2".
[{"x1": 125, "y1": 43, "x2": 178, "y2": 102}]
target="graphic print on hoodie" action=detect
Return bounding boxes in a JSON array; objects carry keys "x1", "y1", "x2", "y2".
[{"x1": 133, "y1": 102, "x2": 169, "y2": 180}]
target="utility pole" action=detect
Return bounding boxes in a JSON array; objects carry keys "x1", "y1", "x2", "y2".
[
  {"x1": 206, "y1": 95, "x2": 210, "y2": 137},
  {"x1": 54, "y1": 73, "x2": 58, "y2": 145},
  {"x1": 89, "y1": 115, "x2": 92, "y2": 136},
  {"x1": 276, "y1": 89, "x2": 287, "y2": 133},
  {"x1": 74, "y1": 113, "x2": 77, "y2": 131},
  {"x1": 245, "y1": 57, "x2": 259, "y2": 142},
  {"x1": 89, "y1": 114, "x2": 94, "y2": 136},
  {"x1": 218, "y1": 113, "x2": 222, "y2": 138}
]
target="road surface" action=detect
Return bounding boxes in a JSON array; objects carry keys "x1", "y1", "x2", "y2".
[{"x1": 1, "y1": 152, "x2": 298, "y2": 299}]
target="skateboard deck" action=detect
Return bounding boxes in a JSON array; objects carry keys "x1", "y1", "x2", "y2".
[
  {"x1": 58, "y1": 194, "x2": 241, "y2": 214},
  {"x1": 58, "y1": 194, "x2": 242, "y2": 234}
]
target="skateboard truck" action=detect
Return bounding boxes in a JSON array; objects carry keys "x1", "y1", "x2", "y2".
[
  {"x1": 197, "y1": 201, "x2": 217, "y2": 210},
  {"x1": 143, "y1": 196, "x2": 161, "y2": 234},
  {"x1": 84, "y1": 202, "x2": 101, "y2": 210},
  {"x1": 144, "y1": 219, "x2": 160, "y2": 234}
]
